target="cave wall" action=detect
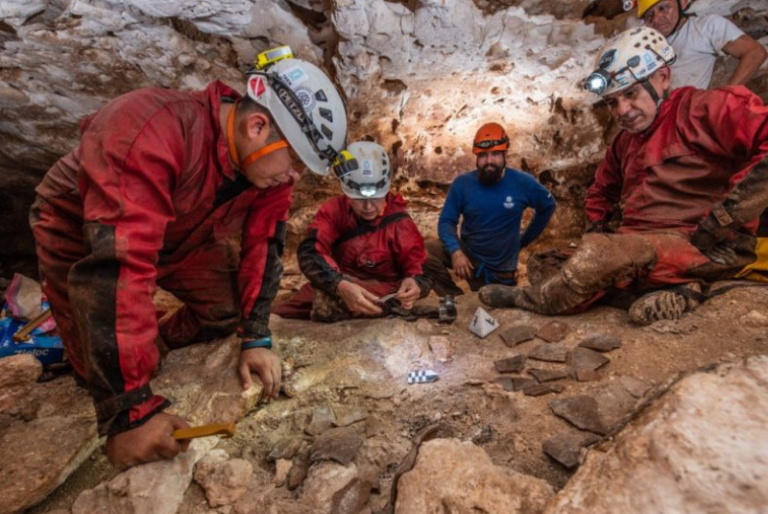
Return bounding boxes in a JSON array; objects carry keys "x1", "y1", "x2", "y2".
[{"x1": 0, "y1": 0, "x2": 766, "y2": 276}]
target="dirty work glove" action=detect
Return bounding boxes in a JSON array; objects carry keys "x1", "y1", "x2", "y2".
[{"x1": 690, "y1": 204, "x2": 735, "y2": 254}]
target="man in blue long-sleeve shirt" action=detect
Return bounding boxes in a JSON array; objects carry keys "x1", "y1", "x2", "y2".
[{"x1": 425, "y1": 122, "x2": 557, "y2": 295}]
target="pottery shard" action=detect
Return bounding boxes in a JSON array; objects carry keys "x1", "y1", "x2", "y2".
[
  {"x1": 268, "y1": 438, "x2": 303, "y2": 461},
  {"x1": 569, "y1": 348, "x2": 610, "y2": 380},
  {"x1": 395, "y1": 439, "x2": 553, "y2": 513},
  {"x1": 194, "y1": 451, "x2": 253, "y2": 507},
  {"x1": 494, "y1": 354, "x2": 526, "y2": 373},
  {"x1": 494, "y1": 376, "x2": 534, "y2": 392},
  {"x1": 331, "y1": 478, "x2": 372, "y2": 514},
  {"x1": 523, "y1": 383, "x2": 565, "y2": 397},
  {"x1": 543, "y1": 432, "x2": 601, "y2": 469},
  {"x1": 550, "y1": 396, "x2": 607, "y2": 435},
  {"x1": 500, "y1": 325, "x2": 537, "y2": 347},
  {"x1": 578, "y1": 333, "x2": 622, "y2": 352},
  {"x1": 619, "y1": 375, "x2": 651, "y2": 398},
  {"x1": 333, "y1": 405, "x2": 368, "y2": 427},
  {"x1": 428, "y1": 335, "x2": 454, "y2": 362},
  {"x1": 537, "y1": 321, "x2": 570, "y2": 343},
  {"x1": 529, "y1": 343, "x2": 569, "y2": 363},
  {"x1": 310, "y1": 426, "x2": 364, "y2": 466},
  {"x1": 528, "y1": 368, "x2": 569, "y2": 382},
  {"x1": 306, "y1": 405, "x2": 337, "y2": 436}
]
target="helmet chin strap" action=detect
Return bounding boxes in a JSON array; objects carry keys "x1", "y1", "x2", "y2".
[
  {"x1": 668, "y1": 0, "x2": 690, "y2": 37},
  {"x1": 640, "y1": 78, "x2": 663, "y2": 107},
  {"x1": 226, "y1": 101, "x2": 289, "y2": 170}
]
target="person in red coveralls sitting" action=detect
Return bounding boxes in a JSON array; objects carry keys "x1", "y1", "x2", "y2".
[
  {"x1": 480, "y1": 27, "x2": 768, "y2": 324},
  {"x1": 273, "y1": 141, "x2": 431, "y2": 321},
  {"x1": 29, "y1": 47, "x2": 347, "y2": 469}
]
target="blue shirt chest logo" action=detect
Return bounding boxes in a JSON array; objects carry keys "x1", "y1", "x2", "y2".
[{"x1": 503, "y1": 196, "x2": 514, "y2": 209}]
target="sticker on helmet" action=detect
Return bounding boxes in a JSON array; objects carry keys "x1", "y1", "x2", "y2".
[
  {"x1": 280, "y1": 66, "x2": 309, "y2": 88},
  {"x1": 599, "y1": 49, "x2": 616, "y2": 70},
  {"x1": 294, "y1": 87, "x2": 316, "y2": 112},
  {"x1": 248, "y1": 76, "x2": 266, "y2": 98},
  {"x1": 362, "y1": 160, "x2": 373, "y2": 176}
]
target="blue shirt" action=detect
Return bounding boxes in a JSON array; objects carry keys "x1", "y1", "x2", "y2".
[{"x1": 438, "y1": 168, "x2": 556, "y2": 272}]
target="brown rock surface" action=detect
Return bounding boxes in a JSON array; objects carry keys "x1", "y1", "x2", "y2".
[
  {"x1": 0, "y1": 353, "x2": 42, "y2": 422},
  {"x1": 544, "y1": 357, "x2": 768, "y2": 514},
  {"x1": 1, "y1": 417, "x2": 97, "y2": 514},
  {"x1": 71, "y1": 439, "x2": 214, "y2": 514},
  {"x1": 194, "y1": 450, "x2": 254, "y2": 507},
  {"x1": 394, "y1": 438, "x2": 553, "y2": 513}
]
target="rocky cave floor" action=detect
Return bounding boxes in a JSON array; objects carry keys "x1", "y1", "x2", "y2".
[{"x1": 19, "y1": 280, "x2": 768, "y2": 514}]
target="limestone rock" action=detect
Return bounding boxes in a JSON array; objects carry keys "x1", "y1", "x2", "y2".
[
  {"x1": 1, "y1": 417, "x2": 97, "y2": 514},
  {"x1": 306, "y1": 404, "x2": 337, "y2": 435},
  {"x1": 333, "y1": 405, "x2": 368, "y2": 427},
  {"x1": 543, "y1": 357, "x2": 768, "y2": 514},
  {"x1": 330, "y1": 478, "x2": 371, "y2": 514},
  {"x1": 0, "y1": 353, "x2": 42, "y2": 418},
  {"x1": 394, "y1": 438, "x2": 553, "y2": 513},
  {"x1": 427, "y1": 335, "x2": 454, "y2": 363},
  {"x1": 72, "y1": 438, "x2": 215, "y2": 514},
  {"x1": 194, "y1": 450, "x2": 254, "y2": 507},
  {"x1": 274, "y1": 459, "x2": 293, "y2": 487},
  {"x1": 301, "y1": 461, "x2": 359, "y2": 514}
]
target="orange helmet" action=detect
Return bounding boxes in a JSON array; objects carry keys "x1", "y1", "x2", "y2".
[{"x1": 473, "y1": 123, "x2": 509, "y2": 155}]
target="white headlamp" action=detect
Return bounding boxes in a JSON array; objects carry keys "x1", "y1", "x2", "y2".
[
  {"x1": 358, "y1": 185, "x2": 378, "y2": 198},
  {"x1": 584, "y1": 68, "x2": 611, "y2": 95}
]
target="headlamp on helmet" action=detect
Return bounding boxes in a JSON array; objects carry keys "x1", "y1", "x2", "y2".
[
  {"x1": 335, "y1": 141, "x2": 391, "y2": 200},
  {"x1": 584, "y1": 68, "x2": 611, "y2": 95}
]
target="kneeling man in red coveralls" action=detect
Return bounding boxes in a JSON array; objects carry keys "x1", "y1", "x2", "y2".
[
  {"x1": 481, "y1": 27, "x2": 768, "y2": 324},
  {"x1": 272, "y1": 141, "x2": 431, "y2": 321},
  {"x1": 29, "y1": 49, "x2": 347, "y2": 469}
]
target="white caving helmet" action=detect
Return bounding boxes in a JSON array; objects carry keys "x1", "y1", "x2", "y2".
[
  {"x1": 584, "y1": 27, "x2": 676, "y2": 98},
  {"x1": 246, "y1": 46, "x2": 347, "y2": 175},
  {"x1": 333, "y1": 141, "x2": 391, "y2": 200}
]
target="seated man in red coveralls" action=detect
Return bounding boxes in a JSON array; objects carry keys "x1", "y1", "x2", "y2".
[
  {"x1": 29, "y1": 47, "x2": 347, "y2": 469},
  {"x1": 272, "y1": 141, "x2": 430, "y2": 321},
  {"x1": 480, "y1": 27, "x2": 768, "y2": 324}
]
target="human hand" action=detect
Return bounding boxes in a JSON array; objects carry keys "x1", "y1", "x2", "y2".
[
  {"x1": 396, "y1": 277, "x2": 421, "y2": 309},
  {"x1": 337, "y1": 280, "x2": 383, "y2": 316},
  {"x1": 451, "y1": 250, "x2": 474, "y2": 280},
  {"x1": 105, "y1": 412, "x2": 190, "y2": 471},
  {"x1": 239, "y1": 347, "x2": 282, "y2": 400},
  {"x1": 690, "y1": 209, "x2": 733, "y2": 254}
]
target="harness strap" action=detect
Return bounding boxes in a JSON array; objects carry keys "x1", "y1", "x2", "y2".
[{"x1": 333, "y1": 212, "x2": 409, "y2": 249}]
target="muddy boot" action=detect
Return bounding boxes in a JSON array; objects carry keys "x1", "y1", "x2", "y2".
[
  {"x1": 480, "y1": 275, "x2": 593, "y2": 315},
  {"x1": 310, "y1": 290, "x2": 349, "y2": 323},
  {"x1": 628, "y1": 283, "x2": 702, "y2": 326},
  {"x1": 479, "y1": 284, "x2": 527, "y2": 308}
]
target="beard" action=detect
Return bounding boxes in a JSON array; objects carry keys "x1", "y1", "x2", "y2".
[{"x1": 478, "y1": 162, "x2": 504, "y2": 186}]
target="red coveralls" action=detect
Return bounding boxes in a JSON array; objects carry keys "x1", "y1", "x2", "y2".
[
  {"x1": 272, "y1": 193, "x2": 428, "y2": 318},
  {"x1": 582, "y1": 85, "x2": 768, "y2": 290},
  {"x1": 30, "y1": 81, "x2": 292, "y2": 436}
]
